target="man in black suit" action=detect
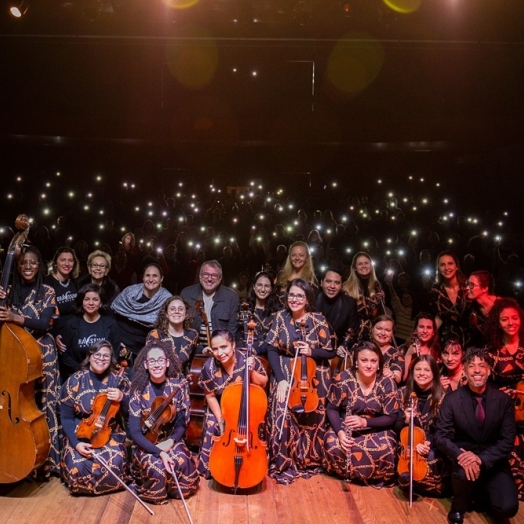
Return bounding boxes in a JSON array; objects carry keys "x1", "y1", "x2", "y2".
[{"x1": 435, "y1": 347, "x2": 518, "y2": 524}]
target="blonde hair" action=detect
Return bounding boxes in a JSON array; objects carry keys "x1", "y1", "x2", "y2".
[
  {"x1": 343, "y1": 251, "x2": 379, "y2": 300},
  {"x1": 277, "y1": 241, "x2": 316, "y2": 288},
  {"x1": 87, "y1": 250, "x2": 112, "y2": 272}
]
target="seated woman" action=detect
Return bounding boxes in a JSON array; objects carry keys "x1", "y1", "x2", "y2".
[
  {"x1": 59, "y1": 340, "x2": 130, "y2": 495},
  {"x1": 371, "y1": 315, "x2": 404, "y2": 385},
  {"x1": 197, "y1": 329, "x2": 268, "y2": 479},
  {"x1": 56, "y1": 283, "x2": 121, "y2": 380},
  {"x1": 129, "y1": 341, "x2": 199, "y2": 504},
  {"x1": 324, "y1": 340, "x2": 398, "y2": 487},
  {"x1": 146, "y1": 295, "x2": 198, "y2": 373},
  {"x1": 395, "y1": 355, "x2": 451, "y2": 497},
  {"x1": 439, "y1": 339, "x2": 466, "y2": 392}
]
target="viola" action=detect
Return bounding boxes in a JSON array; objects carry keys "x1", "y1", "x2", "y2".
[
  {"x1": 331, "y1": 327, "x2": 355, "y2": 376},
  {"x1": 397, "y1": 392, "x2": 428, "y2": 507},
  {"x1": 288, "y1": 319, "x2": 319, "y2": 414},
  {"x1": 195, "y1": 300, "x2": 211, "y2": 349},
  {"x1": 208, "y1": 317, "x2": 268, "y2": 492},
  {"x1": 141, "y1": 379, "x2": 188, "y2": 444},
  {"x1": 76, "y1": 366, "x2": 126, "y2": 448},
  {"x1": 0, "y1": 214, "x2": 50, "y2": 483},
  {"x1": 185, "y1": 354, "x2": 208, "y2": 449}
]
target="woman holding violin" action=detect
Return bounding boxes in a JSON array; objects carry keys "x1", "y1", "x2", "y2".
[
  {"x1": 146, "y1": 295, "x2": 199, "y2": 373},
  {"x1": 59, "y1": 340, "x2": 130, "y2": 495},
  {"x1": 0, "y1": 245, "x2": 61, "y2": 477},
  {"x1": 371, "y1": 315, "x2": 405, "y2": 385},
  {"x1": 197, "y1": 329, "x2": 268, "y2": 479},
  {"x1": 324, "y1": 341, "x2": 398, "y2": 486},
  {"x1": 395, "y1": 355, "x2": 450, "y2": 497},
  {"x1": 484, "y1": 297, "x2": 524, "y2": 500},
  {"x1": 129, "y1": 341, "x2": 199, "y2": 504},
  {"x1": 265, "y1": 278, "x2": 334, "y2": 484},
  {"x1": 401, "y1": 313, "x2": 441, "y2": 383}
]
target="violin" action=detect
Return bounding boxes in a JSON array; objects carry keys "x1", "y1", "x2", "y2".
[
  {"x1": 208, "y1": 317, "x2": 268, "y2": 492},
  {"x1": 141, "y1": 379, "x2": 188, "y2": 444},
  {"x1": 331, "y1": 328, "x2": 355, "y2": 376},
  {"x1": 287, "y1": 318, "x2": 319, "y2": 414},
  {"x1": 397, "y1": 392, "x2": 428, "y2": 507},
  {"x1": 76, "y1": 365, "x2": 126, "y2": 448},
  {"x1": 195, "y1": 300, "x2": 211, "y2": 350},
  {"x1": 0, "y1": 214, "x2": 50, "y2": 483}
]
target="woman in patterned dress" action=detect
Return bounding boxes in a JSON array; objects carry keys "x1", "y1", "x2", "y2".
[
  {"x1": 429, "y1": 251, "x2": 470, "y2": 347},
  {"x1": 324, "y1": 340, "x2": 398, "y2": 486},
  {"x1": 146, "y1": 295, "x2": 198, "y2": 373},
  {"x1": 371, "y1": 315, "x2": 404, "y2": 385},
  {"x1": 59, "y1": 340, "x2": 130, "y2": 495},
  {"x1": 0, "y1": 245, "x2": 61, "y2": 477},
  {"x1": 129, "y1": 341, "x2": 199, "y2": 503},
  {"x1": 265, "y1": 278, "x2": 335, "y2": 484},
  {"x1": 197, "y1": 329, "x2": 268, "y2": 478},
  {"x1": 439, "y1": 338, "x2": 467, "y2": 393},
  {"x1": 484, "y1": 297, "x2": 524, "y2": 499},
  {"x1": 343, "y1": 252, "x2": 384, "y2": 341},
  {"x1": 395, "y1": 355, "x2": 451, "y2": 496},
  {"x1": 276, "y1": 241, "x2": 317, "y2": 301}
]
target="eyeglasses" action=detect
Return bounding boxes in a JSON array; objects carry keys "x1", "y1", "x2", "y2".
[
  {"x1": 147, "y1": 357, "x2": 167, "y2": 366},
  {"x1": 20, "y1": 261, "x2": 39, "y2": 267},
  {"x1": 90, "y1": 263, "x2": 107, "y2": 269},
  {"x1": 168, "y1": 307, "x2": 186, "y2": 313},
  {"x1": 288, "y1": 293, "x2": 306, "y2": 302},
  {"x1": 92, "y1": 354, "x2": 111, "y2": 361},
  {"x1": 465, "y1": 281, "x2": 478, "y2": 288},
  {"x1": 201, "y1": 272, "x2": 221, "y2": 280}
]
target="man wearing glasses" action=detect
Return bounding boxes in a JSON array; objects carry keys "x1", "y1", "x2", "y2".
[{"x1": 181, "y1": 260, "x2": 239, "y2": 353}]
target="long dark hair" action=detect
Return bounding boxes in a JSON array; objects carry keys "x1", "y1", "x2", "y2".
[
  {"x1": 10, "y1": 246, "x2": 47, "y2": 307},
  {"x1": 248, "y1": 271, "x2": 280, "y2": 316},
  {"x1": 404, "y1": 354, "x2": 444, "y2": 418},
  {"x1": 484, "y1": 297, "x2": 524, "y2": 350},
  {"x1": 434, "y1": 250, "x2": 466, "y2": 286},
  {"x1": 285, "y1": 278, "x2": 316, "y2": 313},
  {"x1": 412, "y1": 312, "x2": 441, "y2": 358},
  {"x1": 131, "y1": 340, "x2": 182, "y2": 394}
]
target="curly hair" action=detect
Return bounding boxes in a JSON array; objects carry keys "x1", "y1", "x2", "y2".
[
  {"x1": 484, "y1": 297, "x2": 524, "y2": 350},
  {"x1": 277, "y1": 241, "x2": 316, "y2": 289},
  {"x1": 131, "y1": 340, "x2": 182, "y2": 394},
  {"x1": 154, "y1": 295, "x2": 194, "y2": 335},
  {"x1": 403, "y1": 354, "x2": 444, "y2": 418},
  {"x1": 79, "y1": 340, "x2": 118, "y2": 372}
]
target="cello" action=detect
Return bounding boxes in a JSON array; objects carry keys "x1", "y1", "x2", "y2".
[
  {"x1": 208, "y1": 318, "x2": 268, "y2": 493},
  {"x1": 0, "y1": 214, "x2": 50, "y2": 483}
]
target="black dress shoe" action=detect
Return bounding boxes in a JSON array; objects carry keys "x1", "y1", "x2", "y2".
[{"x1": 447, "y1": 511, "x2": 464, "y2": 524}]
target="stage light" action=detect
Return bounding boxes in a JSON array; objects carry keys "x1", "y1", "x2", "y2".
[{"x1": 9, "y1": 0, "x2": 28, "y2": 18}]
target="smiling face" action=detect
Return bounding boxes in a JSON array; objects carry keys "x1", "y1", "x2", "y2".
[
  {"x1": 253, "y1": 275, "x2": 272, "y2": 302},
  {"x1": 89, "y1": 255, "x2": 109, "y2": 283},
  {"x1": 289, "y1": 245, "x2": 308, "y2": 272},
  {"x1": 321, "y1": 270, "x2": 342, "y2": 299},
  {"x1": 372, "y1": 320, "x2": 394, "y2": 348},
  {"x1": 356, "y1": 349, "x2": 380, "y2": 381},
  {"x1": 89, "y1": 345, "x2": 112, "y2": 374},
  {"x1": 438, "y1": 255, "x2": 458, "y2": 282},
  {"x1": 441, "y1": 343, "x2": 464, "y2": 373},
  {"x1": 144, "y1": 347, "x2": 169, "y2": 384},
  {"x1": 465, "y1": 356, "x2": 490, "y2": 394},
  {"x1": 415, "y1": 318, "x2": 435, "y2": 344},
  {"x1": 82, "y1": 291, "x2": 101, "y2": 316},
  {"x1": 143, "y1": 265, "x2": 163, "y2": 298},
  {"x1": 287, "y1": 284, "x2": 308, "y2": 317},
  {"x1": 55, "y1": 252, "x2": 75, "y2": 279},
  {"x1": 199, "y1": 264, "x2": 222, "y2": 295},
  {"x1": 210, "y1": 334, "x2": 235, "y2": 368},
  {"x1": 167, "y1": 298, "x2": 187, "y2": 326},
  {"x1": 18, "y1": 251, "x2": 39, "y2": 284},
  {"x1": 354, "y1": 255, "x2": 372, "y2": 278},
  {"x1": 466, "y1": 275, "x2": 486, "y2": 300},
  {"x1": 499, "y1": 307, "x2": 521, "y2": 340},
  {"x1": 413, "y1": 360, "x2": 433, "y2": 390}
]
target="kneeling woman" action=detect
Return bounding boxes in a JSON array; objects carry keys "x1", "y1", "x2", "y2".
[
  {"x1": 197, "y1": 329, "x2": 268, "y2": 478},
  {"x1": 395, "y1": 355, "x2": 451, "y2": 497},
  {"x1": 324, "y1": 341, "x2": 398, "y2": 486},
  {"x1": 59, "y1": 340, "x2": 130, "y2": 495},
  {"x1": 129, "y1": 341, "x2": 199, "y2": 503}
]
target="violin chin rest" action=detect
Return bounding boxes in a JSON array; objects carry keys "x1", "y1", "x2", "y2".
[{"x1": 290, "y1": 407, "x2": 305, "y2": 415}]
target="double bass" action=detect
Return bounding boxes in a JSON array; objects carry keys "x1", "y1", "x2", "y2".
[
  {"x1": 208, "y1": 318, "x2": 268, "y2": 493},
  {"x1": 0, "y1": 214, "x2": 50, "y2": 483}
]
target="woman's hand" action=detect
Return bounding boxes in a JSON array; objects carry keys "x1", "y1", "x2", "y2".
[
  {"x1": 337, "y1": 430, "x2": 355, "y2": 452},
  {"x1": 440, "y1": 375, "x2": 450, "y2": 390},
  {"x1": 55, "y1": 334, "x2": 67, "y2": 353},
  {"x1": 277, "y1": 380, "x2": 289, "y2": 403},
  {"x1": 0, "y1": 306, "x2": 13, "y2": 323},
  {"x1": 344, "y1": 414, "x2": 366, "y2": 431},
  {"x1": 106, "y1": 387, "x2": 123, "y2": 402},
  {"x1": 295, "y1": 341, "x2": 311, "y2": 357},
  {"x1": 76, "y1": 442, "x2": 93, "y2": 458},
  {"x1": 160, "y1": 451, "x2": 176, "y2": 475},
  {"x1": 382, "y1": 367, "x2": 394, "y2": 379},
  {"x1": 416, "y1": 440, "x2": 431, "y2": 457}
]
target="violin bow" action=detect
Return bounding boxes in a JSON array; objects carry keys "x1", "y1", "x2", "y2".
[
  {"x1": 409, "y1": 392, "x2": 416, "y2": 509},
  {"x1": 90, "y1": 452, "x2": 154, "y2": 516},
  {"x1": 165, "y1": 461, "x2": 194, "y2": 524}
]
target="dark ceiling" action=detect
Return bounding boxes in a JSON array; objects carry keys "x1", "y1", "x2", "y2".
[{"x1": 0, "y1": 0, "x2": 523, "y2": 181}]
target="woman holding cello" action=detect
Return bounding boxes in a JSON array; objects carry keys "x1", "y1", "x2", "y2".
[
  {"x1": 395, "y1": 354, "x2": 450, "y2": 497},
  {"x1": 197, "y1": 329, "x2": 268, "y2": 479},
  {"x1": 59, "y1": 340, "x2": 130, "y2": 495},
  {"x1": 128, "y1": 341, "x2": 199, "y2": 504},
  {"x1": 0, "y1": 245, "x2": 61, "y2": 477},
  {"x1": 265, "y1": 278, "x2": 334, "y2": 484},
  {"x1": 324, "y1": 341, "x2": 398, "y2": 486}
]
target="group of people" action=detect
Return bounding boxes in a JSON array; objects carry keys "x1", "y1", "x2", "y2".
[{"x1": 0, "y1": 238, "x2": 522, "y2": 524}]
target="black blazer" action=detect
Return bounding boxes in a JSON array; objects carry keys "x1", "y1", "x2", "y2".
[{"x1": 434, "y1": 383, "x2": 515, "y2": 472}]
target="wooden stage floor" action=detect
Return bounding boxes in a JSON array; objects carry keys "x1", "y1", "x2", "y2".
[{"x1": 1, "y1": 474, "x2": 524, "y2": 524}]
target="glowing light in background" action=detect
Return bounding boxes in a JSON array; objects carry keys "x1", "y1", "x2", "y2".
[
  {"x1": 162, "y1": 0, "x2": 200, "y2": 9},
  {"x1": 383, "y1": 0, "x2": 422, "y2": 15}
]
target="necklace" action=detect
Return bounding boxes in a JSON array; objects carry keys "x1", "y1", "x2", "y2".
[{"x1": 54, "y1": 274, "x2": 70, "y2": 288}]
